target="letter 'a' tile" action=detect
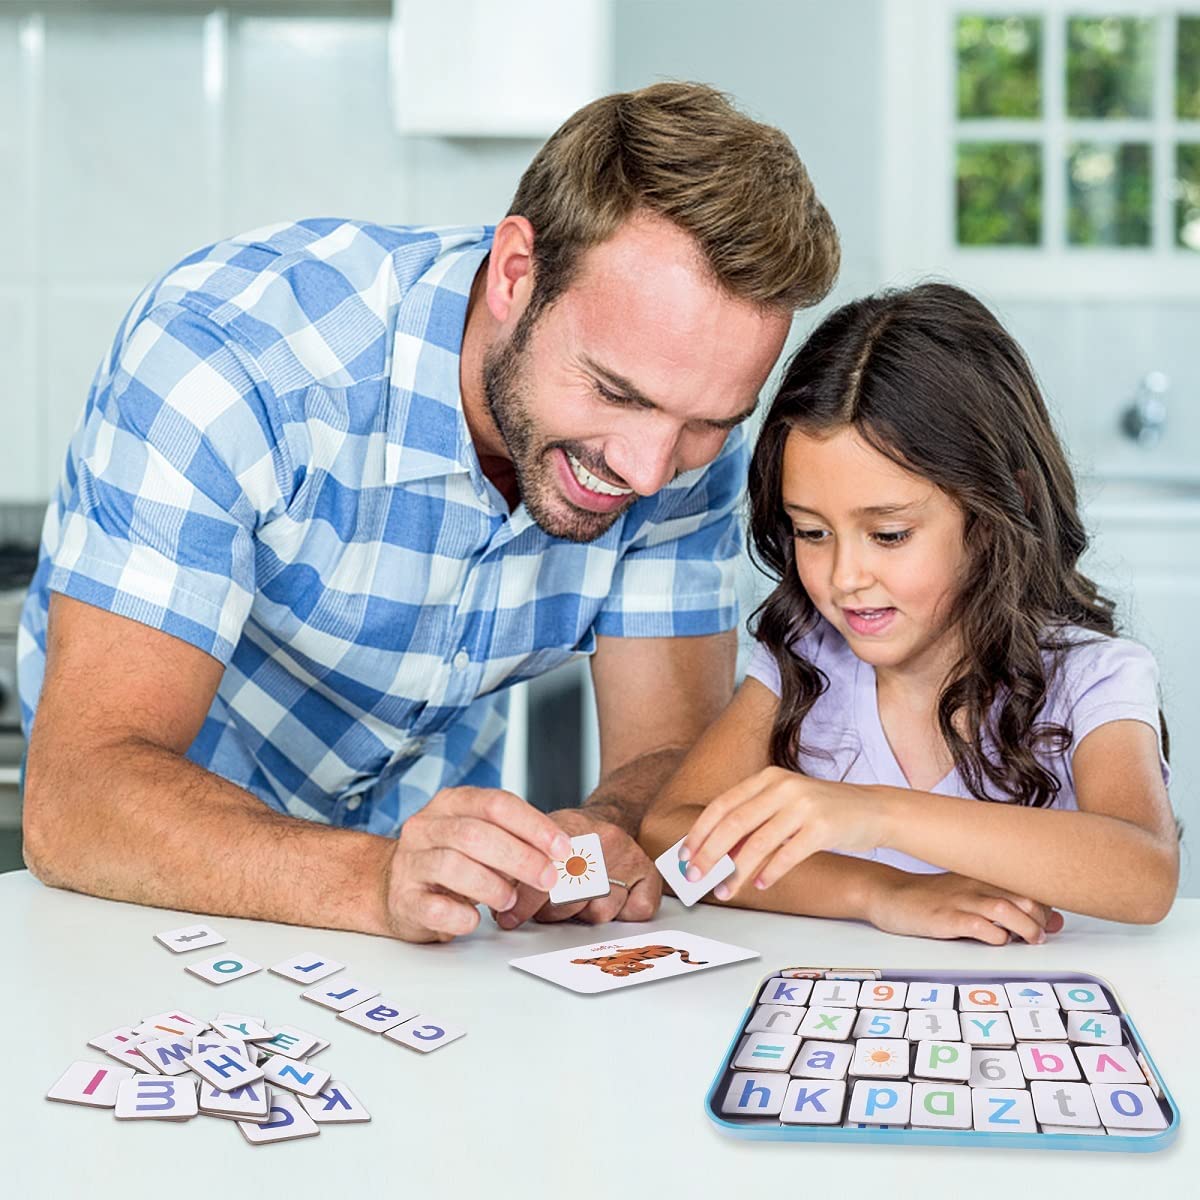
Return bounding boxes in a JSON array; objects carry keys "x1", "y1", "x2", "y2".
[
  {"x1": 384, "y1": 1015, "x2": 466, "y2": 1052},
  {"x1": 338, "y1": 997, "x2": 420, "y2": 1033},
  {"x1": 47, "y1": 1061, "x2": 135, "y2": 1108},
  {"x1": 238, "y1": 1092, "x2": 321, "y2": 1145},
  {"x1": 299, "y1": 1081, "x2": 372, "y2": 1123}
]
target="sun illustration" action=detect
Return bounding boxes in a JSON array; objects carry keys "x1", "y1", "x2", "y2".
[
  {"x1": 862, "y1": 1044, "x2": 906, "y2": 1071},
  {"x1": 558, "y1": 851, "x2": 598, "y2": 885}
]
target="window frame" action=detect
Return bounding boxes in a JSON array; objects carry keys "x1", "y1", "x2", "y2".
[{"x1": 881, "y1": 0, "x2": 1200, "y2": 299}]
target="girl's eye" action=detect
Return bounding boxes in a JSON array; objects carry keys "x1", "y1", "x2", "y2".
[
  {"x1": 792, "y1": 528, "x2": 828, "y2": 543},
  {"x1": 873, "y1": 529, "x2": 913, "y2": 546}
]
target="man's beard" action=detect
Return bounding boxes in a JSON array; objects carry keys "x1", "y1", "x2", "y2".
[{"x1": 481, "y1": 310, "x2": 635, "y2": 544}]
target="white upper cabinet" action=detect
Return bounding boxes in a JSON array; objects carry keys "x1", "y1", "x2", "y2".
[{"x1": 389, "y1": 0, "x2": 612, "y2": 138}]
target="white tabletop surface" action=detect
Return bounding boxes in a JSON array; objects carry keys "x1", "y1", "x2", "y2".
[{"x1": 2, "y1": 869, "x2": 1194, "y2": 1196}]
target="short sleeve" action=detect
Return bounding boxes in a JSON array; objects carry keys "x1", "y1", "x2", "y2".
[
  {"x1": 591, "y1": 424, "x2": 748, "y2": 638},
  {"x1": 44, "y1": 302, "x2": 291, "y2": 664},
  {"x1": 746, "y1": 639, "x2": 783, "y2": 696},
  {"x1": 1057, "y1": 635, "x2": 1170, "y2": 785}
]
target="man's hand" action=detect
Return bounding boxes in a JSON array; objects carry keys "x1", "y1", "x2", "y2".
[
  {"x1": 492, "y1": 807, "x2": 662, "y2": 930},
  {"x1": 867, "y1": 870, "x2": 1066, "y2": 945},
  {"x1": 383, "y1": 786, "x2": 573, "y2": 943}
]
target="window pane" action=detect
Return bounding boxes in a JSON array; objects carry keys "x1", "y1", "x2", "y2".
[
  {"x1": 957, "y1": 15, "x2": 1041, "y2": 117},
  {"x1": 1066, "y1": 17, "x2": 1154, "y2": 118},
  {"x1": 956, "y1": 142, "x2": 1042, "y2": 245},
  {"x1": 1067, "y1": 142, "x2": 1152, "y2": 245},
  {"x1": 1180, "y1": 17, "x2": 1200, "y2": 119},
  {"x1": 1177, "y1": 144, "x2": 1200, "y2": 250}
]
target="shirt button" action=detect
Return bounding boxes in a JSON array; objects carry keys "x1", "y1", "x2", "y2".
[
  {"x1": 345, "y1": 795, "x2": 363, "y2": 813},
  {"x1": 453, "y1": 648, "x2": 470, "y2": 671}
]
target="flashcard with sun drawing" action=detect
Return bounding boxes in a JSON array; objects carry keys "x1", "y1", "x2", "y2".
[{"x1": 548, "y1": 834, "x2": 610, "y2": 904}]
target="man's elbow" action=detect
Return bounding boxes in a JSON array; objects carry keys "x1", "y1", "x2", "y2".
[{"x1": 20, "y1": 757, "x2": 72, "y2": 889}]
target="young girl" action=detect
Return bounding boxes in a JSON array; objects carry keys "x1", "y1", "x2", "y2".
[{"x1": 640, "y1": 283, "x2": 1178, "y2": 944}]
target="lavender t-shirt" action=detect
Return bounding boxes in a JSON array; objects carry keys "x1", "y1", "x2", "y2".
[{"x1": 745, "y1": 620, "x2": 1170, "y2": 875}]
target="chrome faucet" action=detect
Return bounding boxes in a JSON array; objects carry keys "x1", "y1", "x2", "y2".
[{"x1": 1120, "y1": 371, "x2": 1169, "y2": 447}]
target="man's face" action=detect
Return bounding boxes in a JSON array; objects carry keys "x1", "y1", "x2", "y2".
[{"x1": 482, "y1": 213, "x2": 791, "y2": 543}]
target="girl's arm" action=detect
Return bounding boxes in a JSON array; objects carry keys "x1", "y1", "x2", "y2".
[
  {"x1": 641, "y1": 677, "x2": 1060, "y2": 943},
  {"x1": 682, "y1": 718, "x2": 1178, "y2": 924}
]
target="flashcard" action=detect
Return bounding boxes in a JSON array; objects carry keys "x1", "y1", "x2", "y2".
[
  {"x1": 260, "y1": 1026, "x2": 322, "y2": 1058},
  {"x1": 238, "y1": 1092, "x2": 320, "y2": 1145},
  {"x1": 910, "y1": 1083, "x2": 972, "y2": 1129},
  {"x1": 114, "y1": 1075, "x2": 199, "y2": 1121},
  {"x1": 301, "y1": 978, "x2": 380, "y2": 1012},
  {"x1": 105, "y1": 1039, "x2": 160, "y2": 1075},
  {"x1": 299, "y1": 1082, "x2": 371, "y2": 1123},
  {"x1": 199, "y1": 1080, "x2": 270, "y2": 1121},
  {"x1": 46, "y1": 1061, "x2": 135, "y2": 1108},
  {"x1": 186, "y1": 1046, "x2": 266, "y2": 1091},
  {"x1": 850, "y1": 1039, "x2": 910, "y2": 1079},
  {"x1": 260, "y1": 1054, "x2": 330, "y2": 1097},
  {"x1": 154, "y1": 924, "x2": 226, "y2": 953},
  {"x1": 383, "y1": 1015, "x2": 466, "y2": 1052},
  {"x1": 184, "y1": 953, "x2": 263, "y2": 985},
  {"x1": 654, "y1": 837, "x2": 734, "y2": 907},
  {"x1": 721, "y1": 1072, "x2": 789, "y2": 1116},
  {"x1": 134, "y1": 1010, "x2": 208, "y2": 1038},
  {"x1": 781, "y1": 1079, "x2": 846, "y2": 1125},
  {"x1": 338, "y1": 997, "x2": 419, "y2": 1033},
  {"x1": 548, "y1": 833, "x2": 611, "y2": 904},
  {"x1": 509, "y1": 929, "x2": 758, "y2": 994},
  {"x1": 136, "y1": 1037, "x2": 195, "y2": 1076},
  {"x1": 212, "y1": 1014, "x2": 271, "y2": 1041},
  {"x1": 269, "y1": 953, "x2": 345, "y2": 985}
]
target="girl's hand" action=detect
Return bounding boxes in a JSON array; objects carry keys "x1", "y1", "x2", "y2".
[
  {"x1": 680, "y1": 767, "x2": 888, "y2": 900},
  {"x1": 868, "y1": 871, "x2": 1066, "y2": 945}
]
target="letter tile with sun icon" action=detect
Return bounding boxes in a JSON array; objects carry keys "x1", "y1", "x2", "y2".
[
  {"x1": 850, "y1": 1038, "x2": 912, "y2": 1079},
  {"x1": 548, "y1": 833, "x2": 611, "y2": 904}
]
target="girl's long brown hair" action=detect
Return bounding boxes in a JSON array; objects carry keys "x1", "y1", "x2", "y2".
[{"x1": 749, "y1": 282, "x2": 1152, "y2": 807}]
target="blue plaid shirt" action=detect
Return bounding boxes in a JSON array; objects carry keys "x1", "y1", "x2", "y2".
[{"x1": 18, "y1": 220, "x2": 748, "y2": 835}]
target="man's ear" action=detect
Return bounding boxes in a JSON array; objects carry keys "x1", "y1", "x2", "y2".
[{"x1": 485, "y1": 215, "x2": 536, "y2": 327}]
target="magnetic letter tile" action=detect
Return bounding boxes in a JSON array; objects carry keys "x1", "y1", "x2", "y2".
[
  {"x1": 269, "y1": 953, "x2": 346, "y2": 985},
  {"x1": 1053, "y1": 982, "x2": 1110, "y2": 1011},
  {"x1": 384, "y1": 1015, "x2": 466, "y2": 1053},
  {"x1": 758, "y1": 977, "x2": 812, "y2": 1006},
  {"x1": 154, "y1": 924, "x2": 225, "y2": 953},
  {"x1": 1066, "y1": 1009, "x2": 1122, "y2": 1045},
  {"x1": 848, "y1": 1080, "x2": 912, "y2": 1125},
  {"x1": 1004, "y1": 981, "x2": 1057, "y2": 1008},
  {"x1": 747, "y1": 1005, "x2": 803, "y2": 1034},
  {"x1": 906, "y1": 983, "x2": 955, "y2": 1008},
  {"x1": 850, "y1": 1039, "x2": 910, "y2": 1079},
  {"x1": 971, "y1": 1088, "x2": 1036, "y2": 1133},
  {"x1": 238, "y1": 1091, "x2": 320, "y2": 1145},
  {"x1": 905, "y1": 1009, "x2": 960, "y2": 1041},
  {"x1": 338, "y1": 997, "x2": 420, "y2": 1033},
  {"x1": 186, "y1": 1048, "x2": 265, "y2": 1090},
  {"x1": 912, "y1": 1040, "x2": 970, "y2": 1082},
  {"x1": 910, "y1": 1083, "x2": 972, "y2": 1129},
  {"x1": 790, "y1": 1040, "x2": 853, "y2": 1079},
  {"x1": 260, "y1": 1026, "x2": 322, "y2": 1059},
  {"x1": 213, "y1": 1013, "x2": 272, "y2": 1041},
  {"x1": 1009, "y1": 1006, "x2": 1066, "y2": 1040},
  {"x1": 1030, "y1": 1080, "x2": 1101, "y2": 1128},
  {"x1": 969, "y1": 1050, "x2": 1025, "y2": 1088},
  {"x1": 732, "y1": 1032, "x2": 801, "y2": 1071},
  {"x1": 719, "y1": 1071, "x2": 788, "y2": 1116},
  {"x1": 810, "y1": 979, "x2": 860, "y2": 1007},
  {"x1": 305, "y1": 1037, "x2": 331, "y2": 1058},
  {"x1": 958, "y1": 984, "x2": 1008, "y2": 1011},
  {"x1": 852, "y1": 1009, "x2": 907, "y2": 1039},
  {"x1": 1076, "y1": 1044, "x2": 1141, "y2": 1083},
  {"x1": 1091, "y1": 1084, "x2": 1167, "y2": 1130},
  {"x1": 548, "y1": 832, "x2": 610, "y2": 903},
  {"x1": 47, "y1": 1061, "x2": 135, "y2": 1108},
  {"x1": 301, "y1": 977, "x2": 380, "y2": 1012},
  {"x1": 655, "y1": 836, "x2": 734, "y2": 907},
  {"x1": 859, "y1": 980, "x2": 907, "y2": 1009},
  {"x1": 261, "y1": 1054, "x2": 330, "y2": 1097},
  {"x1": 199, "y1": 1080, "x2": 270, "y2": 1121},
  {"x1": 105, "y1": 1039, "x2": 160, "y2": 1075},
  {"x1": 960, "y1": 1012, "x2": 1015, "y2": 1046},
  {"x1": 136, "y1": 1038, "x2": 195, "y2": 1076},
  {"x1": 798, "y1": 1006, "x2": 854, "y2": 1041},
  {"x1": 87, "y1": 1025, "x2": 140, "y2": 1053},
  {"x1": 192, "y1": 1036, "x2": 249, "y2": 1060},
  {"x1": 780, "y1": 1079, "x2": 846, "y2": 1125},
  {"x1": 114, "y1": 1076, "x2": 199, "y2": 1121},
  {"x1": 1017, "y1": 1042, "x2": 1081, "y2": 1081},
  {"x1": 1040, "y1": 1124, "x2": 1106, "y2": 1136},
  {"x1": 299, "y1": 1081, "x2": 372, "y2": 1123},
  {"x1": 134, "y1": 1010, "x2": 207, "y2": 1039},
  {"x1": 185, "y1": 953, "x2": 263, "y2": 985}
]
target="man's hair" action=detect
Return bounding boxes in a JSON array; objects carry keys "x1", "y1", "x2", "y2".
[{"x1": 507, "y1": 81, "x2": 840, "y2": 318}]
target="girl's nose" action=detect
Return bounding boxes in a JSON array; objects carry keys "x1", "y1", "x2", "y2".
[{"x1": 831, "y1": 539, "x2": 873, "y2": 596}]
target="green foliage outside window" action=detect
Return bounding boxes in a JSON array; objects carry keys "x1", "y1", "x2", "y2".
[
  {"x1": 1179, "y1": 17, "x2": 1200, "y2": 119},
  {"x1": 1067, "y1": 16, "x2": 1155, "y2": 119},
  {"x1": 1177, "y1": 145, "x2": 1200, "y2": 249},
  {"x1": 1067, "y1": 142, "x2": 1152, "y2": 245},
  {"x1": 957, "y1": 15, "x2": 1041, "y2": 117},
  {"x1": 957, "y1": 142, "x2": 1042, "y2": 245}
]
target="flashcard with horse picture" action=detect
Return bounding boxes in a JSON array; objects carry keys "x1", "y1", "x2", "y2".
[{"x1": 509, "y1": 930, "x2": 759, "y2": 994}]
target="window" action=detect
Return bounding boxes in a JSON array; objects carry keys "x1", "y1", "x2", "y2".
[{"x1": 882, "y1": 2, "x2": 1200, "y2": 298}]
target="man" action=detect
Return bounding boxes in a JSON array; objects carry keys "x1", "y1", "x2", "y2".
[{"x1": 18, "y1": 82, "x2": 838, "y2": 942}]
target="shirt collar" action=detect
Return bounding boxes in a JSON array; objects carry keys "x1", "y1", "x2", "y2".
[{"x1": 385, "y1": 229, "x2": 493, "y2": 487}]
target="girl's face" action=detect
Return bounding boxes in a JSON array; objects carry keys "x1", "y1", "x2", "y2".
[{"x1": 781, "y1": 425, "x2": 970, "y2": 681}]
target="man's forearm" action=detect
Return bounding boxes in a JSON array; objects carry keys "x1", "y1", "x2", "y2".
[
  {"x1": 23, "y1": 737, "x2": 397, "y2": 937},
  {"x1": 580, "y1": 746, "x2": 689, "y2": 837}
]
